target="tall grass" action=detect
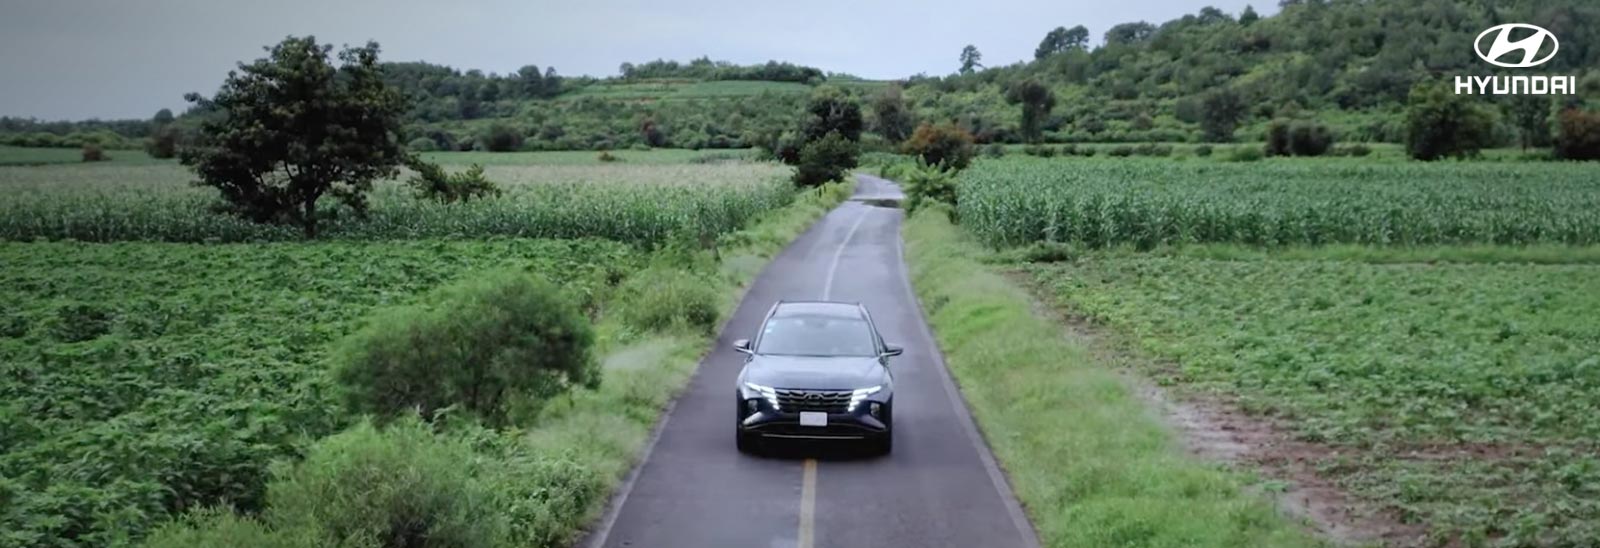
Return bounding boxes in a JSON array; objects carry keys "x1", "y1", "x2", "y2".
[
  {"x1": 959, "y1": 157, "x2": 1600, "y2": 248},
  {"x1": 0, "y1": 163, "x2": 794, "y2": 243}
]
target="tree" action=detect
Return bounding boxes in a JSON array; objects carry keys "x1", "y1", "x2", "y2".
[
  {"x1": 1554, "y1": 108, "x2": 1600, "y2": 161},
  {"x1": 146, "y1": 125, "x2": 180, "y2": 159},
  {"x1": 1035, "y1": 25, "x2": 1090, "y2": 60},
  {"x1": 1503, "y1": 95, "x2": 1552, "y2": 151},
  {"x1": 901, "y1": 122, "x2": 976, "y2": 171},
  {"x1": 1239, "y1": 5, "x2": 1261, "y2": 25},
  {"x1": 959, "y1": 45, "x2": 983, "y2": 74},
  {"x1": 1104, "y1": 22, "x2": 1156, "y2": 46},
  {"x1": 151, "y1": 108, "x2": 175, "y2": 127},
  {"x1": 1200, "y1": 88, "x2": 1246, "y2": 142},
  {"x1": 180, "y1": 36, "x2": 407, "y2": 238},
  {"x1": 794, "y1": 131, "x2": 859, "y2": 187},
  {"x1": 1006, "y1": 79, "x2": 1056, "y2": 143},
  {"x1": 870, "y1": 84, "x2": 915, "y2": 143},
  {"x1": 801, "y1": 86, "x2": 863, "y2": 143},
  {"x1": 1404, "y1": 83, "x2": 1494, "y2": 161}
]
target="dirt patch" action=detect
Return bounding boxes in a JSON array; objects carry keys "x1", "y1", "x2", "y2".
[{"x1": 1003, "y1": 269, "x2": 1429, "y2": 547}]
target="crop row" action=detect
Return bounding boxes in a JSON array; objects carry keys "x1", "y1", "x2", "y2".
[
  {"x1": 958, "y1": 158, "x2": 1600, "y2": 248},
  {"x1": 0, "y1": 163, "x2": 794, "y2": 244}
]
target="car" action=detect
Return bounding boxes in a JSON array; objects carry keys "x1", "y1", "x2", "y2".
[{"x1": 733, "y1": 300, "x2": 902, "y2": 455}]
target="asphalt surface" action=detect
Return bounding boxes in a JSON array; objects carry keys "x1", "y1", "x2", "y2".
[{"x1": 584, "y1": 174, "x2": 1038, "y2": 548}]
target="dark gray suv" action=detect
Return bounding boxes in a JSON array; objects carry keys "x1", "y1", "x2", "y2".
[{"x1": 733, "y1": 301, "x2": 901, "y2": 455}]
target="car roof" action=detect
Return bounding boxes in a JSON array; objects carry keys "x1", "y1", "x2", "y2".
[{"x1": 770, "y1": 301, "x2": 865, "y2": 320}]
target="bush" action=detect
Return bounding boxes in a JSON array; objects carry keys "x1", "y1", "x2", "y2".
[
  {"x1": 596, "y1": 151, "x2": 620, "y2": 163},
  {"x1": 614, "y1": 266, "x2": 721, "y2": 334},
  {"x1": 903, "y1": 162, "x2": 959, "y2": 214},
  {"x1": 1194, "y1": 144, "x2": 1213, "y2": 157},
  {"x1": 1334, "y1": 143, "x2": 1373, "y2": 157},
  {"x1": 407, "y1": 137, "x2": 439, "y2": 152},
  {"x1": 267, "y1": 418, "x2": 501, "y2": 548},
  {"x1": 1405, "y1": 83, "x2": 1494, "y2": 161},
  {"x1": 405, "y1": 158, "x2": 501, "y2": 203},
  {"x1": 983, "y1": 143, "x2": 1006, "y2": 158},
  {"x1": 332, "y1": 270, "x2": 598, "y2": 424},
  {"x1": 901, "y1": 123, "x2": 976, "y2": 171},
  {"x1": 147, "y1": 127, "x2": 181, "y2": 158},
  {"x1": 1225, "y1": 146, "x2": 1264, "y2": 162},
  {"x1": 81, "y1": 144, "x2": 107, "y2": 162},
  {"x1": 793, "y1": 130, "x2": 859, "y2": 187},
  {"x1": 1554, "y1": 108, "x2": 1600, "y2": 161},
  {"x1": 477, "y1": 124, "x2": 524, "y2": 152},
  {"x1": 1266, "y1": 119, "x2": 1335, "y2": 157},
  {"x1": 1108, "y1": 145, "x2": 1133, "y2": 157},
  {"x1": 142, "y1": 508, "x2": 307, "y2": 548}
]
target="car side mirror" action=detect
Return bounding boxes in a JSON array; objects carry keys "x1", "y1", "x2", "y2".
[
  {"x1": 882, "y1": 344, "x2": 903, "y2": 358},
  {"x1": 733, "y1": 339, "x2": 753, "y2": 354}
]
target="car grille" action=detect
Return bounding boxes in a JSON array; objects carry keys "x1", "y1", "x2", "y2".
[{"x1": 775, "y1": 389, "x2": 851, "y2": 413}]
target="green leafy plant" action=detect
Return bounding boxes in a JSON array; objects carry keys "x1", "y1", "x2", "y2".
[
  {"x1": 332, "y1": 269, "x2": 598, "y2": 424},
  {"x1": 404, "y1": 157, "x2": 501, "y2": 203}
]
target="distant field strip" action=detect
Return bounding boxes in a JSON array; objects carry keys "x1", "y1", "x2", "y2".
[
  {"x1": 959, "y1": 158, "x2": 1600, "y2": 248},
  {"x1": 0, "y1": 162, "x2": 793, "y2": 243}
]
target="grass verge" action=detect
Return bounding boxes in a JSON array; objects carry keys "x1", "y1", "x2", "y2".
[{"x1": 901, "y1": 206, "x2": 1320, "y2": 547}]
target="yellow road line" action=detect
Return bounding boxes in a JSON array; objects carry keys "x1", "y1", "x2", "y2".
[{"x1": 799, "y1": 458, "x2": 817, "y2": 548}]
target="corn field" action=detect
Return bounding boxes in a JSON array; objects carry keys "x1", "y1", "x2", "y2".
[
  {"x1": 958, "y1": 157, "x2": 1600, "y2": 248},
  {"x1": 0, "y1": 163, "x2": 794, "y2": 244}
]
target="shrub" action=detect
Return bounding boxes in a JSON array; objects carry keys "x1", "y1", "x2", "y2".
[
  {"x1": 901, "y1": 123, "x2": 976, "y2": 171},
  {"x1": 1405, "y1": 83, "x2": 1494, "y2": 161},
  {"x1": 332, "y1": 270, "x2": 598, "y2": 424},
  {"x1": 614, "y1": 266, "x2": 721, "y2": 334},
  {"x1": 1554, "y1": 108, "x2": 1600, "y2": 161},
  {"x1": 1334, "y1": 143, "x2": 1373, "y2": 157},
  {"x1": 407, "y1": 137, "x2": 439, "y2": 152},
  {"x1": 793, "y1": 130, "x2": 859, "y2": 187},
  {"x1": 628, "y1": 143, "x2": 651, "y2": 151},
  {"x1": 405, "y1": 158, "x2": 501, "y2": 203},
  {"x1": 477, "y1": 124, "x2": 524, "y2": 152},
  {"x1": 597, "y1": 151, "x2": 620, "y2": 163},
  {"x1": 266, "y1": 418, "x2": 502, "y2": 547},
  {"x1": 1108, "y1": 145, "x2": 1133, "y2": 157},
  {"x1": 1266, "y1": 119, "x2": 1335, "y2": 157},
  {"x1": 142, "y1": 508, "x2": 306, "y2": 548},
  {"x1": 147, "y1": 126, "x2": 181, "y2": 158},
  {"x1": 48, "y1": 302, "x2": 113, "y2": 342},
  {"x1": 983, "y1": 142, "x2": 1006, "y2": 158},
  {"x1": 903, "y1": 162, "x2": 959, "y2": 214},
  {"x1": 1194, "y1": 144, "x2": 1213, "y2": 157},
  {"x1": 81, "y1": 144, "x2": 107, "y2": 162},
  {"x1": 1132, "y1": 143, "x2": 1172, "y2": 157},
  {"x1": 1225, "y1": 146, "x2": 1264, "y2": 162}
]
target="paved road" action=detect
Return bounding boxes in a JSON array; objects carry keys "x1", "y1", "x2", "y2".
[{"x1": 584, "y1": 175, "x2": 1038, "y2": 548}]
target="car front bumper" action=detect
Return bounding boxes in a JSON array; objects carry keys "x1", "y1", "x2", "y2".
[{"x1": 739, "y1": 408, "x2": 888, "y2": 440}]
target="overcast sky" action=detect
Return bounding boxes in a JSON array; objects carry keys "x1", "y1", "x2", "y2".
[{"x1": 0, "y1": 0, "x2": 1275, "y2": 121}]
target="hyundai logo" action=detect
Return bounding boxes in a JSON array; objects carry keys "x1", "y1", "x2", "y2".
[
  {"x1": 804, "y1": 392, "x2": 822, "y2": 401},
  {"x1": 1475, "y1": 24, "x2": 1558, "y2": 68}
]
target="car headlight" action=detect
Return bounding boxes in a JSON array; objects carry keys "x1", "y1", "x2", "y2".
[
  {"x1": 847, "y1": 385, "x2": 882, "y2": 412},
  {"x1": 744, "y1": 382, "x2": 780, "y2": 410}
]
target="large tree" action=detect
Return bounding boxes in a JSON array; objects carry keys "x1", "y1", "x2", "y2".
[
  {"x1": 181, "y1": 36, "x2": 408, "y2": 238},
  {"x1": 959, "y1": 45, "x2": 983, "y2": 75},
  {"x1": 1404, "y1": 82, "x2": 1495, "y2": 161},
  {"x1": 1200, "y1": 88, "x2": 1246, "y2": 142},
  {"x1": 870, "y1": 84, "x2": 916, "y2": 143},
  {"x1": 1006, "y1": 79, "x2": 1056, "y2": 143},
  {"x1": 1035, "y1": 25, "x2": 1090, "y2": 60}
]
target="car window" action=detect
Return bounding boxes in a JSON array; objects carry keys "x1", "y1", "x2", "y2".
[{"x1": 756, "y1": 314, "x2": 878, "y2": 357}]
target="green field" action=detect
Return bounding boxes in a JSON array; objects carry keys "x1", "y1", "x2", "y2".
[
  {"x1": 0, "y1": 146, "x2": 165, "y2": 167},
  {"x1": 959, "y1": 157, "x2": 1600, "y2": 248},
  {"x1": 559, "y1": 79, "x2": 814, "y2": 101},
  {"x1": 0, "y1": 160, "x2": 792, "y2": 243},
  {"x1": 0, "y1": 238, "x2": 640, "y2": 544},
  {"x1": 941, "y1": 154, "x2": 1600, "y2": 545}
]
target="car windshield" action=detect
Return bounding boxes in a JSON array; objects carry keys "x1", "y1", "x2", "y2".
[{"x1": 756, "y1": 314, "x2": 878, "y2": 357}]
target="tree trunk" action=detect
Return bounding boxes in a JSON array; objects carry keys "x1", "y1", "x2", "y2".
[{"x1": 302, "y1": 195, "x2": 318, "y2": 239}]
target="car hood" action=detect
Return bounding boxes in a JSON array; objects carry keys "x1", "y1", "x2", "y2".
[{"x1": 742, "y1": 355, "x2": 887, "y2": 390}]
